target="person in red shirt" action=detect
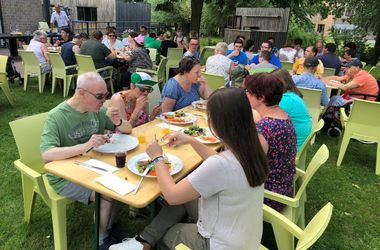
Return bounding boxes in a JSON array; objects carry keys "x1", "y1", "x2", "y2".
[{"x1": 326, "y1": 60, "x2": 379, "y2": 105}]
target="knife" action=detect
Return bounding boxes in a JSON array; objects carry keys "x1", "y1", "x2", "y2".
[
  {"x1": 133, "y1": 163, "x2": 153, "y2": 195},
  {"x1": 74, "y1": 161, "x2": 108, "y2": 172}
]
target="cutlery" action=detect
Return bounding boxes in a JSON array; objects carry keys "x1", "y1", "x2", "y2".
[
  {"x1": 133, "y1": 163, "x2": 152, "y2": 195},
  {"x1": 74, "y1": 161, "x2": 108, "y2": 172},
  {"x1": 85, "y1": 133, "x2": 113, "y2": 153}
]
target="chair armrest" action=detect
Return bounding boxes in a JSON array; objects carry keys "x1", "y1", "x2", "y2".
[
  {"x1": 136, "y1": 68, "x2": 157, "y2": 75},
  {"x1": 14, "y1": 160, "x2": 42, "y2": 179},
  {"x1": 64, "y1": 65, "x2": 77, "y2": 70},
  {"x1": 349, "y1": 92, "x2": 377, "y2": 100},
  {"x1": 264, "y1": 189, "x2": 299, "y2": 208},
  {"x1": 96, "y1": 66, "x2": 113, "y2": 72}
]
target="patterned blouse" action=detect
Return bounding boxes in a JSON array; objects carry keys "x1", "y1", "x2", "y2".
[{"x1": 256, "y1": 117, "x2": 297, "y2": 211}]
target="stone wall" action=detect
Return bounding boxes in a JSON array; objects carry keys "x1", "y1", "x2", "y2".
[{"x1": 1, "y1": 0, "x2": 44, "y2": 33}]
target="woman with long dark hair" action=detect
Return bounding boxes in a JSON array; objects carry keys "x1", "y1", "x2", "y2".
[
  {"x1": 244, "y1": 73, "x2": 297, "y2": 211},
  {"x1": 272, "y1": 68, "x2": 312, "y2": 151},
  {"x1": 110, "y1": 88, "x2": 268, "y2": 250}
]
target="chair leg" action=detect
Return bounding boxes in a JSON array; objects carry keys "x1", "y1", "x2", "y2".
[
  {"x1": 51, "y1": 200, "x2": 68, "y2": 250},
  {"x1": 24, "y1": 74, "x2": 29, "y2": 91},
  {"x1": 0, "y1": 83, "x2": 15, "y2": 105},
  {"x1": 38, "y1": 74, "x2": 46, "y2": 93},
  {"x1": 376, "y1": 143, "x2": 380, "y2": 175},
  {"x1": 51, "y1": 76, "x2": 57, "y2": 94},
  {"x1": 64, "y1": 76, "x2": 72, "y2": 97},
  {"x1": 21, "y1": 175, "x2": 36, "y2": 223},
  {"x1": 337, "y1": 132, "x2": 351, "y2": 167},
  {"x1": 108, "y1": 78, "x2": 114, "y2": 94}
]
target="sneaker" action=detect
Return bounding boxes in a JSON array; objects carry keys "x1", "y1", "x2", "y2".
[
  {"x1": 109, "y1": 238, "x2": 144, "y2": 250},
  {"x1": 99, "y1": 236, "x2": 120, "y2": 250},
  {"x1": 109, "y1": 223, "x2": 130, "y2": 242}
]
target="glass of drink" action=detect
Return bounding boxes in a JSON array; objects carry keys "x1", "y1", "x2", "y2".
[
  {"x1": 137, "y1": 134, "x2": 146, "y2": 144},
  {"x1": 115, "y1": 151, "x2": 127, "y2": 168},
  {"x1": 162, "y1": 127, "x2": 171, "y2": 136}
]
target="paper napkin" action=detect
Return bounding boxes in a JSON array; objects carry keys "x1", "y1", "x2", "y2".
[
  {"x1": 79, "y1": 159, "x2": 118, "y2": 175},
  {"x1": 156, "y1": 122, "x2": 184, "y2": 131},
  {"x1": 96, "y1": 174, "x2": 136, "y2": 196}
]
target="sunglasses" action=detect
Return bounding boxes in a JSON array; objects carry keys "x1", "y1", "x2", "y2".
[
  {"x1": 78, "y1": 88, "x2": 109, "y2": 100},
  {"x1": 136, "y1": 85, "x2": 153, "y2": 93},
  {"x1": 108, "y1": 34, "x2": 115, "y2": 37}
]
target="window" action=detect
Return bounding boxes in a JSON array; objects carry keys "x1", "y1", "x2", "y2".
[
  {"x1": 77, "y1": 7, "x2": 97, "y2": 21},
  {"x1": 317, "y1": 24, "x2": 325, "y2": 33}
]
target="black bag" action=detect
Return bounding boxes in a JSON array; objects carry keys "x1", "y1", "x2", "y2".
[{"x1": 6, "y1": 57, "x2": 21, "y2": 83}]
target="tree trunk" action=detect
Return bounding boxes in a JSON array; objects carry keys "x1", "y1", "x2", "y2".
[
  {"x1": 371, "y1": 21, "x2": 380, "y2": 66},
  {"x1": 190, "y1": 0, "x2": 204, "y2": 34}
]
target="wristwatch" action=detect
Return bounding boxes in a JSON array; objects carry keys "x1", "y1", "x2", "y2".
[{"x1": 151, "y1": 156, "x2": 164, "y2": 166}]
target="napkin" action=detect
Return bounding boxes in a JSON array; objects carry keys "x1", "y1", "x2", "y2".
[
  {"x1": 80, "y1": 159, "x2": 118, "y2": 175},
  {"x1": 96, "y1": 174, "x2": 136, "y2": 196},
  {"x1": 156, "y1": 122, "x2": 184, "y2": 131}
]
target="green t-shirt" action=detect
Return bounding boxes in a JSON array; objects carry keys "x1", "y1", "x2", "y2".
[
  {"x1": 41, "y1": 101, "x2": 114, "y2": 192},
  {"x1": 80, "y1": 39, "x2": 111, "y2": 69}
]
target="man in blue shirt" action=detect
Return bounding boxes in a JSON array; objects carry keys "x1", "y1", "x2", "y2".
[
  {"x1": 248, "y1": 40, "x2": 282, "y2": 68},
  {"x1": 293, "y1": 57, "x2": 329, "y2": 106},
  {"x1": 317, "y1": 43, "x2": 341, "y2": 75},
  {"x1": 226, "y1": 38, "x2": 248, "y2": 65}
]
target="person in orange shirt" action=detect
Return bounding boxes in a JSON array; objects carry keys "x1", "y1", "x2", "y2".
[
  {"x1": 293, "y1": 46, "x2": 324, "y2": 78},
  {"x1": 325, "y1": 60, "x2": 379, "y2": 106}
]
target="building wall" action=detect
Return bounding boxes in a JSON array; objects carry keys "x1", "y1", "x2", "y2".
[
  {"x1": 51, "y1": 0, "x2": 116, "y2": 22},
  {"x1": 1, "y1": 0, "x2": 44, "y2": 33},
  {"x1": 310, "y1": 14, "x2": 334, "y2": 37}
]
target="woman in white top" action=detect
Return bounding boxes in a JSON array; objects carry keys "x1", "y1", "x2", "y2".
[
  {"x1": 102, "y1": 30, "x2": 123, "y2": 51},
  {"x1": 278, "y1": 40, "x2": 297, "y2": 62},
  {"x1": 205, "y1": 42, "x2": 233, "y2": 86},
  {"x1": 27, "y1": 30, "x2": 51, "y2": 73},
  {"x1": 110, "y1": 88, "x2": 269, "y2": 250}
]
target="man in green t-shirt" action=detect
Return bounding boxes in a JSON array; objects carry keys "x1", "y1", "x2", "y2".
[{"x1": 40, "y1": 72, "x2": 132, "y2": 248}]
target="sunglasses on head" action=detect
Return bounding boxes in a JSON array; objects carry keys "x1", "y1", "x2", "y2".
[
  {"x1": 78, "y1": 88, "x2": 109, "y2": 100},
  {"x1": 136, "y1": 85, "x2": 153, "y2": 93}
]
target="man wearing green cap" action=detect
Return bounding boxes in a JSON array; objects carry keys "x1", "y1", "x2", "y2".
[{"x1": 109, "y1": 72, "x2": 161, "y2": 127}]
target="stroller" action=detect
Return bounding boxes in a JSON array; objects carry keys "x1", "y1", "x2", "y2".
[{"x1": 322, "y1": 79, "x2": 380, "y2": 137}]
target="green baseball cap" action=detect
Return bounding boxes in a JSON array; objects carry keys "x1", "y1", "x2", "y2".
[{"x1": 131, "y1": 72, "x2": 157, "y2": 86}]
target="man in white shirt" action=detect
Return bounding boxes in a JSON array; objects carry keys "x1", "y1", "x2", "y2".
[{"x1": 50, "y1": 4, "x2": 70, "y2": 32}]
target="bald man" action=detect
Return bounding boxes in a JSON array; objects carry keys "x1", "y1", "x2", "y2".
[{"x1": 40, "y1": 72, "x2": 131, "y2": 248}]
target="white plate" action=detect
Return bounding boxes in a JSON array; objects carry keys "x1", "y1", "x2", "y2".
[
  {"x1": 184, "y1": 127, "x2": 220, "y2": 144},
  {"x1": 191, "y1": 100, "x2": 207, "y2": 110},
  {"x1": 160, "y1": 112, "x2": 197, "y2": 125},
  {"x1": 127, "y1": 153, "x2": 183, "y2": 178},
  {"x1": 94, "y1": 134, "x2": 139, "y2": 153}
]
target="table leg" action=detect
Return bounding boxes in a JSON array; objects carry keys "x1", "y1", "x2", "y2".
[
  {"x1": 8, "y1": 37, "x2": 18, "y2": 57},
  {"x1": 95, "y1": 192, "x2": 100, "y2": 250}
]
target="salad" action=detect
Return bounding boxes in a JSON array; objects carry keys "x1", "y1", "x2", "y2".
[
  {"x1": 162, "y1": 111, "x2": 191, "y2": 123},
  {"x1": 136, "y1": 157, "x2": 171, "y2": 176},
  {"x1": 184, "y1": 126, "x2": 219, "y2": 143}
]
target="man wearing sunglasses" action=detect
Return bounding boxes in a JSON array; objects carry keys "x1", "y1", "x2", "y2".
[
  {"x1": 41, "y1": 72, "x2": 132, "y2": 249},
  {"x1": 110, "y1": 72, "x2": 161, "y2": 128}
]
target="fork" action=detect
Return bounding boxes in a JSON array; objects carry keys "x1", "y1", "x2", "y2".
[{"x1": 85, "y1": 132, "x2": 113, "y2": 153}]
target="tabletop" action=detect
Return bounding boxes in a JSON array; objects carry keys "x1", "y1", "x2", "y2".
[{"x1": 44, "y1": 106, "x2": 219, "y2": 208}]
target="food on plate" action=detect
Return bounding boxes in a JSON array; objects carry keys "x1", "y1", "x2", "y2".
[
  {"x1": 184, "y1": 126, "x2": 219, "y2": 143},
  {"x1": 184, "y1": 125, "x2": 206, "y2": 137},
  {"x1": 136, "y1": 157, "x2": 171, "y2": 176},
  {"x1": 162, "y1": 111, "x2": 192, "y2": 123}
]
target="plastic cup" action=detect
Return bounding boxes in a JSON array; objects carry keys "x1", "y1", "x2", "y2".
[
  {"x1": 162, "y1": 127, "x2": 171, "y2": 136},
  {"x1": 138, "y1": 135, "x2": 146, "y2": 144},
  {"x1": 115, "y1": 151, "x2": 126, "y2": 168}
]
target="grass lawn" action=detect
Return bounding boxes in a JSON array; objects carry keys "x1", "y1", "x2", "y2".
[{"x1": 0, "y1": 78, "x2": 379, "y2": 249}]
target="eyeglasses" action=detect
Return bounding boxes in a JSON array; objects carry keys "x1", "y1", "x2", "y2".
[
  {"x1": 78, "y1": 88, "x2": 109, "y2": 100},
  {"x1": 108, "y1": 34, "x2": 115, "y2": 37},
  {"x1": 136, "y1": 85, "x2": 153, "y2": 93},
  {"x1": 190, "y1": 43, "x2": 199, "y2": 46}
]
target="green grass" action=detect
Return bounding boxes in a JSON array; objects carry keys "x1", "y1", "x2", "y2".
[{"x1": 0, "y1": 79, "x2": 379, "y2": 249}]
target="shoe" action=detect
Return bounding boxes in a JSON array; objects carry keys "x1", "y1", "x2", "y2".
[
  {"x1": 109, "y1": 237, "x2": 144, "y2": 250},
  {"x1": 99, "y1": 235, "x2": 120, "y2": 250},
  {"x1": 109, "y1": 223, "x2": 130, "y2": 242}
]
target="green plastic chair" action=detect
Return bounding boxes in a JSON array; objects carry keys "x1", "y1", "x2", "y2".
[
  {"x1": 337, "y1": 99, "x2": 380, "y2": 175},
  {"x1": 249, "y1": 67, "x2": 276, "y2": 74},
  {"x1": 323, "y1": 67, "x2": 335, "y2": 77},
  {"x1": 296, "y1": 119, "x2": 324, "y2": 171},
  {"x1": 19, "y1": 50, "x2": 49, "y2": 93},
  {"x1": 22, "y1": 44, "x2": 28, "y2": 50},
  {"x1": 75, "y1": 54, "x2": 114, "y2": 94},
  {"x1": 9, "y1": 113, "x2": 73, "y2": 250},
  {"x1": 265, "y1": 144, "x2": 329, "y2": 229},
  {"x1": 148, "y1": 48, "x2": 157, "y2": 65},
  {"x1": 261, "y1": 202, "x2": 333, "y2": 250},
  {"x1": 281, "y1": 61, "x2": 293, "y2": 71},
  {"x1": 200, "y1": 46, "x2": 215, "y2": 66},
  {"x1": 48, "y1": 53, "x2": 77, "y2": 97},
  {"x1": 201, "y1": 72, "x2": 224, "y2": 91},
  {"x1": 165, "y1": 48, "x2": 184, "y2": 81},
  {"x1": 0, "y1": 55, "x2": 15, "y2": 105},
  {"x1": 298, "y1": 87, "x2": 323, "y2": 144},
  {"x1": 137, "y1": 56, "x2": 168, "y2": 91},
  {"x1": 38, "y1": 21, "x2": 50, "y2": 32}
]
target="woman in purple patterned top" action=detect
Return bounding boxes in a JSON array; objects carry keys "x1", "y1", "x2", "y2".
[{"x1": 244, "y1": 73, "x2": 297, "y2": 211}]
